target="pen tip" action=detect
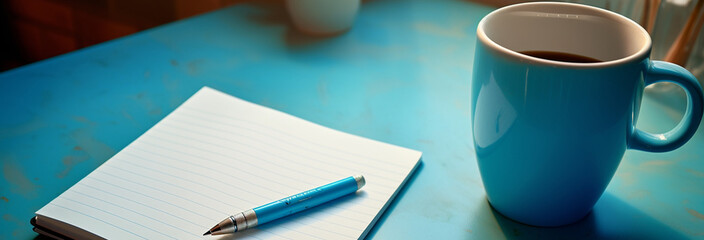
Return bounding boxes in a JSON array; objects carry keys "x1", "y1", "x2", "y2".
[{"x1": 206, "y1": 223, "x2": 222, "y2": 236}]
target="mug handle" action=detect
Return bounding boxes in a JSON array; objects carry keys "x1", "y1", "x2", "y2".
[{"x1": 629, "y1": 61, "x2": 704, "y2": 152}]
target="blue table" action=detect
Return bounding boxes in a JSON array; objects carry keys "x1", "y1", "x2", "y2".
[{"x1": 2, "y1": 0, "x2": 703, "y2": 239}]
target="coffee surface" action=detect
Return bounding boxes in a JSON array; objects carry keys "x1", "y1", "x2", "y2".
[{"x1": 519, "y1": 50, "x2": 602, "y2": 63}]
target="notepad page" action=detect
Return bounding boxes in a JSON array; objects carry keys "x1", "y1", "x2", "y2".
[{"x1": 36, "y1": 87, "x2": 422, "y2": 240}]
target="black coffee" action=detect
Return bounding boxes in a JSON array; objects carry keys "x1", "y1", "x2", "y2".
[{"x1": 519, "y1": 50, "x2": 602, "y2": 63}]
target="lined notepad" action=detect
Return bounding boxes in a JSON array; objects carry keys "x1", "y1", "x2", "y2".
[{"x1": 34, "y1": 87, "x2": 422, "y2": 240}]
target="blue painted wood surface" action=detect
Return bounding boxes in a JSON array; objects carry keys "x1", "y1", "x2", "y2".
[{"x1": 1, "y1": 0, "x2": 703, "y2": 239}]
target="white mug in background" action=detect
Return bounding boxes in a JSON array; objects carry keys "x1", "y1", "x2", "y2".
[{"x1": 285, "y1": 0, "x2": 360, "y2": 35}]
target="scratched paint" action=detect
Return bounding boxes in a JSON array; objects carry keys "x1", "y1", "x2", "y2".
[
  {"x1": 640, "y1": 159, "x2": 676, "y2": 167},
  {"x1": 69, "y1": 120, "x2": 116, "y2": 162},
  {"x1": 72, "y1": 116, "x2": 96, "y2": 126},
  {"x1": 417, "y1": 187, "x2": 460, "y2": 223},
  {"x1": 686, "y1": 208, "x2": 704, "y2": 220},
  {"x1": 0, "y1": 118, "x2": 47, "y2": 139},
  {"x1": 2, "y1": 158, "x2": 40, "y2": 199},
  {"x1": 686, "y1": 169, "x2": 704, "y2": 178},
  {"x1": 416, "y1": 139, "x2": 435, "y2": 145},
  {"x1": 56, "y1": 155, "x2": 90, "y2": 179},
  {"x1": 626, "y1": 190, "x2": 652, "y2": 199},
  {"x1": 186, "y1": 59, "x2": 206, "y2": 75},
  {"x1": 121, "y1": 109, "x2": 137, "y2": 125},
  {"x1": 1, "y1": 196, "x2": 7, "y2": 202},
  {"x1": 3, "y1": 214, "x2": 25, "y2": 236},
  {"x1": 129, "y1": 93, "x2": 164, "y2": 116},
  {"x1": 161, "y1": 74, "x2": 180, "y2": 91},
  {"x1": 317, "y1": 80, "x2": 328, "y2": 105}
]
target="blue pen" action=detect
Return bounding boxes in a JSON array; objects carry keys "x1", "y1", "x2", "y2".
[{"x1": 204, "y1": 175, "x2": 366, "y2": 236}]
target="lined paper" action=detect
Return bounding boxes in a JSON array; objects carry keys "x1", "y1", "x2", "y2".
[{"x1": 36, "y1": 87, "x2": 422, "y2": 240}]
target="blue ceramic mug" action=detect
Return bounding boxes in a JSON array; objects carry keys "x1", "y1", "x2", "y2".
[{"x1": 471, "y1": 2, "x2": 703, "y2": 227}]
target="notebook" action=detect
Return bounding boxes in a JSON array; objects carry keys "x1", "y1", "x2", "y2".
[{"x1": 32, "y1": 87, "x2": 422, "y2": 240}]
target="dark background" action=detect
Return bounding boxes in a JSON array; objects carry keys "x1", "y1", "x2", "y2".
[{"x1": 0, "y1": 0, "x2": 250, "y2": 71}]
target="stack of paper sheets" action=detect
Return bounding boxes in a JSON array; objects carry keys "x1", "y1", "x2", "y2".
[{"x1": 34, "y1": 87, "x2": 422, "y2": 240}]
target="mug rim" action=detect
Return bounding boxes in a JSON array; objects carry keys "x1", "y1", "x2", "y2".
[{"x1": 476, "y1": 2, "x2": 652, "y2": 68}]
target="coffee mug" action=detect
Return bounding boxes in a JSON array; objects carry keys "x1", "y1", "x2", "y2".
[
  {"x1": 471, "y1": 2, "x2": 703, "y2": 227},
  {"x1": 285, "y1": 0, "x2": 360, "y2": 35}
]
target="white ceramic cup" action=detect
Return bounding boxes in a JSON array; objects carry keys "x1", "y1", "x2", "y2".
[{"x1": 285, "y1": 0, "x2": 360, "y2": 35}]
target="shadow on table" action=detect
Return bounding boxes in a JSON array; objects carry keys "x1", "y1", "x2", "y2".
[
  {"x1": 365, "y1": 159, "x2": 425, "y2": 239},
  {"x1": 33, "y1": 234, "x2": 53, "y2": 240},
  {"x1": 477, "y1": 192, "x2": 689, "y2": 240}
]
